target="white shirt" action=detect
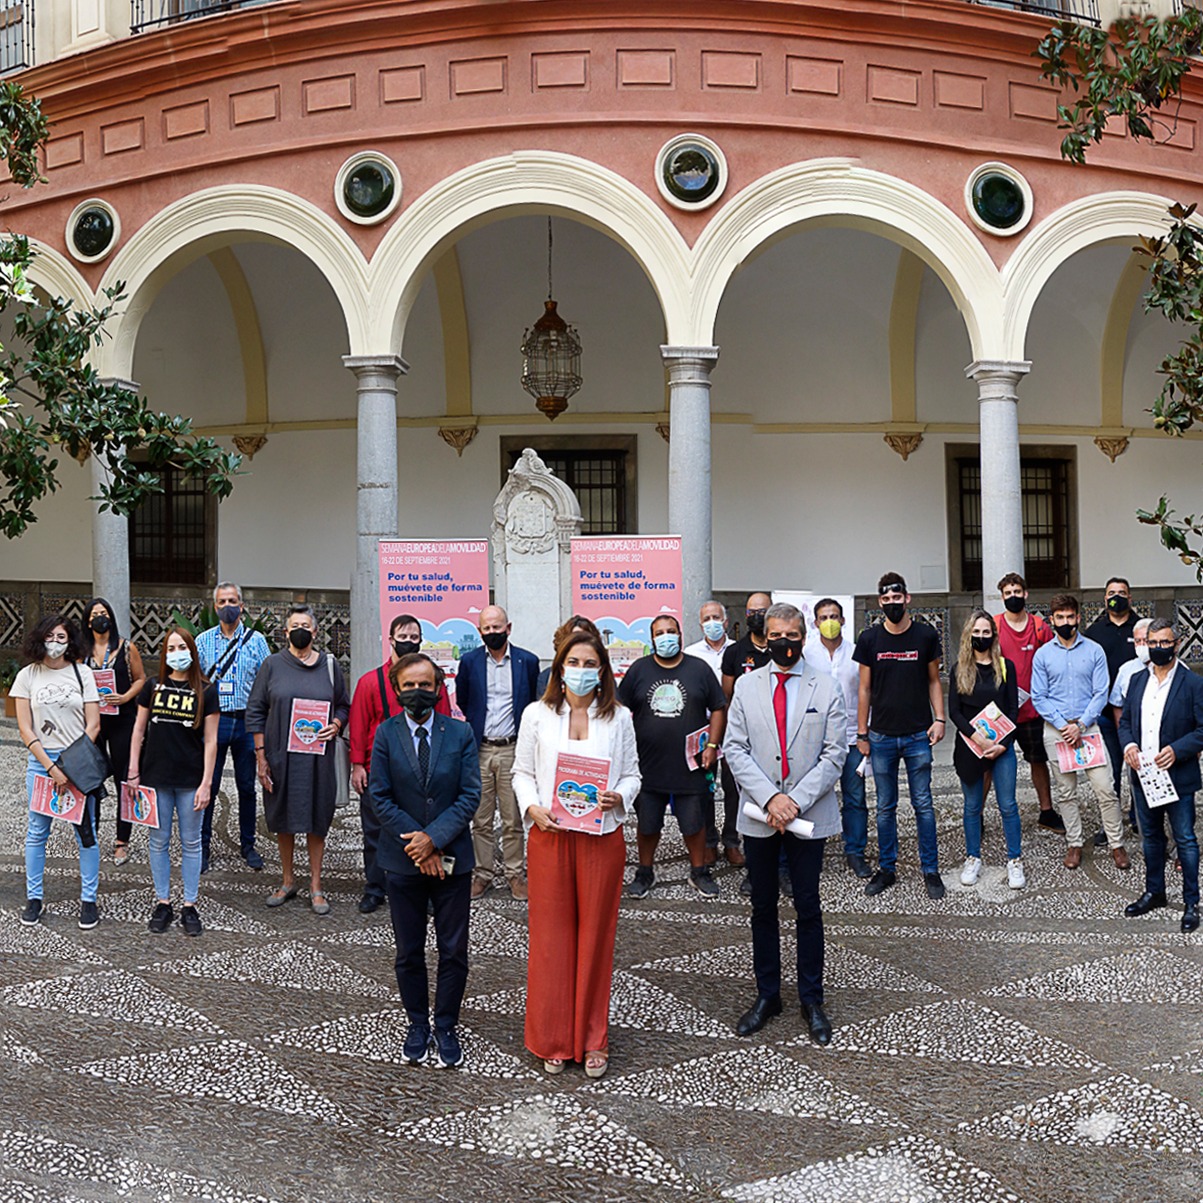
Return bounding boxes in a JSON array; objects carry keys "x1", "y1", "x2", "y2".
[
  {"x1": 1109, "y1": 657, "x2": 1149, "y2": 709},
  {"x1": 483, "y1": 647, "x2": 515, "y2": 739},
  {"x1": 684, "y1": 636, "x2": 732, "y2": 682},
  {"x1": 804, "y1": 636, "x2": 858, "y2": 744},
  {"x1": 1139, "y1": 663, "x2": 1178, "y2": 758}
]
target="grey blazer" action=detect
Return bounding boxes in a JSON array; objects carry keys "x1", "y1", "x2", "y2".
[{"x1": 725, "y1": 661, "x2": 847, "y2": 841}]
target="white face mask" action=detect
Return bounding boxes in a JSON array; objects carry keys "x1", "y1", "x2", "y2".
[
  {"x1": 166, "y1": 650, "x2": 193, "y2": 672},
  {"x1": 44, "y1": 640, "x2": 69, "y2": 660},
  {"x1": 1135, "y1": 645, "x2": 1150, "y2": 665}
]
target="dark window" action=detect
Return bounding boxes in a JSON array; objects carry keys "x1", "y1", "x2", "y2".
[
  {"x1": 129, "y1": 465, "x2": 214, "y2": 586},
  {"x1": 956, "y1": 455, "x2": 1073, "y2": 591},
  {"x1": 504, "y1": 446, "x2": 631, "y2": 535}
]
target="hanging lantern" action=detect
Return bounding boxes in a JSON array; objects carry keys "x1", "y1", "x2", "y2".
[{"x1": 521, "y1": 219, "x2": 582, "y2": 420}]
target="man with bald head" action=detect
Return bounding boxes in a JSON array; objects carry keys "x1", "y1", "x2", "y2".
[{"x1": 454, "y1": 605, "x2": 541, "y2": 900}]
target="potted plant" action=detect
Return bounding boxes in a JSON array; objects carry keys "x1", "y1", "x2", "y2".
[{"x1": 2, "y1": 657, "x2": 20, "y2": 719}]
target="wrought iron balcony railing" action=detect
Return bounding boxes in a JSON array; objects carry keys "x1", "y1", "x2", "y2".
[
  {"x1": 0, "y1": 0, "x2": 33, "y2": 73},
  {"x1": 131, "y1": 0, "x2": 278, "y2": 36},
  {"x1": 964, "y1": 0, "x2": 1101, "y2": 24}
]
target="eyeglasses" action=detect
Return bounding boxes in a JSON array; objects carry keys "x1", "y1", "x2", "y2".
[{"x1": 1147, "y1": 641, "x2": 1175, "y2": 649}]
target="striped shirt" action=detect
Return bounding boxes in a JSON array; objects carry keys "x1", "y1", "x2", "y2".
[{"x1": 196, "y1": 623, "x2": 272, "y2": 712}]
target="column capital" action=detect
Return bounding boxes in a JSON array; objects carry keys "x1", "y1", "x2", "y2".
[
  {"x1": 965, "y1": 359, "x2": 1031, "y2": 384},
  {"x1": 98, "y1": 377, "x2": 140, "y2": 393},
  {"x1": 660, "y1": 345, "x2": 720, "y2": 383},
  {"x1": 342, "y1": 354, "x2": 410, "y2": 383}
]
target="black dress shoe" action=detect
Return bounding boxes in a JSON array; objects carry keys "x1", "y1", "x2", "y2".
[
  {"x1": 864, "y1": 869, "x2": 896, "y2": 897},
  {"x1": 1182, "y1": 904, "x2": 1200, "y2": 934},
  {"x1": 736, "y1": 994, "x2": 782, "y2": 1037},
  {"x1": 845, "y1": 853, "x2": 872, "y2": 879},
  {"x1": 357, "y1": 893, "x2": 382, "y2": 914},
  {"x1": 801, "y1": 1001, "x2": 833, "y2": 1046},
  {"x1": 1124, "y1": 890, "x2": 1167, "y2": 917}
]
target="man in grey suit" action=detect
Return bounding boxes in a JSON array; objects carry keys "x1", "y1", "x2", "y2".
[{"x1": 724, "y1": 602, "x2": 847, "y2": 1044}]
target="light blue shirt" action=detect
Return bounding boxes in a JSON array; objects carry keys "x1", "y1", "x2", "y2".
[
  {"x1": 196, "y1": 623, "x2": 272, "y2": 713},
  {"x1": 1030, "y1": 633, "x2": 1110, "y2": 731},
  {"x1": 405, "y1": 711, "x2": 435, "y2": 761}
]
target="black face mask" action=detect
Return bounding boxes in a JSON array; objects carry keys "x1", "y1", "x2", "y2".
[
  {"x1": 881, "y1": 602, "x2": 906, "y2": 625},
  {"x1": 398, "y1": 687, "x2": 440, "y2": 720},
  {"x1": 745, "y1": 611, "x2": 766, "y2": 636},
  {"x1": 288, "y1": 628, "x2": 314, "y2": 650},
  {"x1": 1003, "y1": 596, "x2": 1026, "y2": 615},
  {"x1": 481, "y1": 631, "x2": 509, "y2": 652},
  {"x1": 1107, "y1": 595, "x2": 1130, "y2": 615},
  {"x1": 90, "y1": 616, "x2": 110, "y2": 634},
  {"x1": 1149, "y1": 645, "x2": 1175, "y2": 668},
  {"x1": 767, "y1": 638, "x2": 802, "y2": 667},
  {"x1": 393, "y1": 638, "x2": 420, "y2": 659},
  {"x1": 1053, "y1": 622, "x2": 1077, "y2": 642},
  {"x1": 217, "y1": 604, "x2": 241, "y2": 626},
  {"x1": 971, "y1": 635, "x2": 994, "y2": 652}
]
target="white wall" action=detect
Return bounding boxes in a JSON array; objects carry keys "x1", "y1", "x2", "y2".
[{"x1": 1, "y1": 453, "x2": 94, "y2": 581}]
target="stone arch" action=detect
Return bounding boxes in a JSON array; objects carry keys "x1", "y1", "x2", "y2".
[
  {"x1": 24, "y1": 240, "x2": 94, "y2": 310},
  {"x1": 370, "y1": 150, "x2": 692, "y2": 355},
  {"x1": 691, "y1": 158, "x2": 1003, "y2": 359},
  {"x1": 93, "y1": 185, "x2": 371, "y2": 378},
  {"x1": 1001, "y1": 190, "x2": 1174, "y2": 362}
]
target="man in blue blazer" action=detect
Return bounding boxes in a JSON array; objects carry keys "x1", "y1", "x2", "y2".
[
  {"x1": 369, "y1": 654, "x2": 482, "y2": 1067},
  {"x1": 1118, "y1": 618, "x2": 1203, "y2": 933},
  {"x1": 453, "y1": 605, "x2": 541, "y2": 901}
]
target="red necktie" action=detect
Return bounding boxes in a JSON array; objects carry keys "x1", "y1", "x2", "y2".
[{"x1": 774, "y1": 672, "x2": 790, "y2": 779}]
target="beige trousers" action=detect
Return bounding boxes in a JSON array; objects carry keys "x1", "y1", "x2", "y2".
[
  {"x1": 1043, "y1": 722, "x2": 1125, "y2": 850},
  {"x1": 472, "y1": 742, "x2": 525, "y2": 883}
]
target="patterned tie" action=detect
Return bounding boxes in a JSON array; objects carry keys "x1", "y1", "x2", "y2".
[
  {"x1": 774, "y1": 672, "x2": 790, "y2": 780},
  {"x1": 416, "y1": 724, "x2": 430, "y2": 786}
]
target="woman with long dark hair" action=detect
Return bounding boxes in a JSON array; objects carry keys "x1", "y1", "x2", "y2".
[
  {"x1": 12, "y1": 613, "x2": 103, "y2": 929},
  {"x1": 513, "y1": 630, "x2": 640, "y2": 1079},
  {"x1": 127, "y1": 627, "x2": 219, "y2": 936},
  {"x1": 84, "y1": 597, "x2": 146, "y2": 866}
]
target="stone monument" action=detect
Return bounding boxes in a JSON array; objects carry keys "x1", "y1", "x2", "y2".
[{"x1": 491, "y1": 448, "x2": 582, "y2": 662}]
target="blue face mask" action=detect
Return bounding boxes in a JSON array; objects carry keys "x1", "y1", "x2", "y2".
[
  {"x1": 166, "y1": 650, "x2": 193, "y2": 672},
  {"x1": 702, "y1": 619, "x2": 725, "y2": 642},
  {"x1": 563, "y1": 667, "x2": 601, "y2": 697},
  {"x1": 653, "y1": 634, "x2": 681, "y2": 658}
]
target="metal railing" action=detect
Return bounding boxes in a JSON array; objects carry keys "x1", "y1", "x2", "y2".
[
  {"x1": 0, "y1": 0, "x2": 33, "y2": 73},
  {"x1": 131, "y1": 0, "x2": 278, "y2": 35},
  {"x1": 964, "y1": 0, "x2": 1101, "y2": 24}
]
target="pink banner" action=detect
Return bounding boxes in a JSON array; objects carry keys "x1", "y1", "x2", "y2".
[
  {"x1": 378, "y1": 539, "x2": 489, "y2": 711},
  {"x1": 571, "y1": 536, "x2": 682, "y2": 677}
]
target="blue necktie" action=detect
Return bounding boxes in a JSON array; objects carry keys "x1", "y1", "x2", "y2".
[{"x1": 416, "y1": 724, "x2": 429, "y2": 786}]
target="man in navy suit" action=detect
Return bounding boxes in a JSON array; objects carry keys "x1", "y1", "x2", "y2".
[
  {"x1": 1118, "y1": 619, "x2": 1203, "y2": 933},
  {"x1": 369, "y1": 653, "x2": 482, "y2": 1067},
  {"x1": 453, "y1": 605, "x2": 540, "y2": 901}
]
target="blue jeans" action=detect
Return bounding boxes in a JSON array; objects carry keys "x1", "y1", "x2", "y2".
[
  {"x1": 149, "y1": 786, "x2": 205, "y2": 905},
  {"x1": 24, "y1": 752, "x2": 100, "y2": 902},
  {"x1": 962, "y1": 744, "x2": 1022, "y2": 861},
  {"x1": 1132, "y1": 778, "x2": 1199, "y2": 907},
  {"x1": 840, "y1": 744, "x2": 867, "y2": 857},
  {"x1": 202, "y1": 711, "x2": 259, "y2": 856},
  {"x1": 869, "y1": 731, "x2": 939, "y2": 875}
]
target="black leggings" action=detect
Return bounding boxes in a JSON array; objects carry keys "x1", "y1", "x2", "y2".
[{"x1": 97, "y1": 713, "x2": 135, "y2": 844}]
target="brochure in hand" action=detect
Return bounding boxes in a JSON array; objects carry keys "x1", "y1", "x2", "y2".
[
  {"x1": 960, "y1": 702, "x2": 1017, "y2": 760},
  {"x1": 288, "y1": 699, "x2": 331, "y2": 755},
  {"x1": 550, "y1": 752, "x2": 611, "y2": 835},
  {"x1": 120, "y1": 782, "x2": 161, "y2": 828},
  {"x1": 1136, "y1": 756, "x2": 1178, "y2": 808},
  {"x1": 684, "y1": 726, "x2": 720, "y2": 771},
  {"x1": 1054, "y1": 733, "x2": 1107, "y2": 774},
  {"x1": 93, "y1": 668, "x2": 119, "y2": 716},
  {"x1": 30, "y1": 774, "x2": 87, "y2": 824}
]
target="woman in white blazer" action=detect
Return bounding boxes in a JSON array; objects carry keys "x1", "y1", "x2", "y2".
[{"x1": 513, "y1": 630, "x2": 640, "y2": 1080}]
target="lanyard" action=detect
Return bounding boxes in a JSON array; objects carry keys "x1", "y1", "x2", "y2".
[{"x1": 212, "y1": 630, "x2": 252, "y2": 681}]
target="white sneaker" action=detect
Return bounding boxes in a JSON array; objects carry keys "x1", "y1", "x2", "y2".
[
  {"x1": 1007, "y1": 858, "x2": 1026, "y2": 889},
  {"x1": 960, "y1": 856, "x2": 982, "y2": 886}
]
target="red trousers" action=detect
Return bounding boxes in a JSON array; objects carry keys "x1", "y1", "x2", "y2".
[{"x1": 524, "y1": 825, "x2": 625, "y2": 1062}]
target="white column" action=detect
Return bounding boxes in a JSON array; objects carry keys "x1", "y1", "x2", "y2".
[
  {"x1": 92, "y1": 378, "x2": 134, "y2": 634},
  {"x1": 966, "y1": 359, "x2": 1030, "y2": 606},
  {"x1": 661, "y1": 345, "x2": 718, "y2": 625},
  {"x1": 344, "y1": 354, "x2": 408, "y2": 685}
]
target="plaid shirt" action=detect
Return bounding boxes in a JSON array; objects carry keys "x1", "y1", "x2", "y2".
[{"x1": 196, "y1": 623, "x2": 271, "y2": 712}]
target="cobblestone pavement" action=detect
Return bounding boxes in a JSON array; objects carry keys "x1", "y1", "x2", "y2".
[{"x1": 2, "y1": 717, "x2": 1201, "y2": 1203}]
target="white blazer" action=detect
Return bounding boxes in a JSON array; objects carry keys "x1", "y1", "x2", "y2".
[{"x1": 512, "y1": 699, "x2": 642, "y2": 835}]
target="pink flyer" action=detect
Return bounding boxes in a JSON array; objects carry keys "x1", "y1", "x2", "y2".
[
  {"x1": 288, "y1": 698, "x2": 331, "y2": 755},
  {"x1": 550, "y1": 751, "x2": 611, "y2": 835},
  {"x1": 93, "y1": 668, "x2": 119, "y2": 716},
  {"x1": 30, "y1": 775, "x2": 87, "y2": 824},
  {"x1": 120, "y1": 782, "x2": 160, "y2": 828},
  {"x1": 1055, "y1": 733, "x2": 1107, "y2": 774}
]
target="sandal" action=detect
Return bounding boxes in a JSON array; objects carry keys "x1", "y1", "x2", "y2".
[
  {"x1": 584, "y1": 1050, "x2": 608, "y2": 1079},
  {"x1": 112, "y1": 842, "x2": 129, "y2": 867},
  {"x1": 543, "y1": 1058, "x2": 566, "y2": 1075},
  {"x1": 310, "y1": 891, "x2": 331, "y2": 916},
  {"x1": 265, "y1": 883, "x2": 299, "y2": 908}
]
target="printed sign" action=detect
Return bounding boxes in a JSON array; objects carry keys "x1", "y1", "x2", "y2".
[
  {"x1": 571, "y1": 537, "x2": 683, "y2": 679},
  {"x1": 378, "y1": 540, "x2": 489, "y2": 715},
  {"x1": 1054, "y1": 733, "x2": 1107, "y2": 775},
  {"x1": 288, "y1": 699, "x2": 330, "y2": 755},
  {"x1": 93, "y1": 668, "x2": 119, "y2": 716},
  {"x1": 30, "y1": 774, "x2": 87, "y2": 824},
  {"x1": 550, "y1": 751, "x2": 611, "y2": 835},
  {"x1": 120, "y1": 782, "x2": 160, "y2": 828}
]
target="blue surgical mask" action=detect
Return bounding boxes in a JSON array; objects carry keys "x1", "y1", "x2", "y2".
[
  {"x1": 702, "y1": 619, "x2": 725, "y2": 642},
  {"x1": 563, "y1": 667, "x2": 601, "y2": 697},
  {"x1": 653, "y1": 634, "x2": 681, "y2": 658},
  {"x1": 166, "y1": 650, "x2": 193, "y2": 672}
]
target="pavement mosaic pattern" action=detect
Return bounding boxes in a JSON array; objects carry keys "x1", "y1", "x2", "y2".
[{"x1": 1, "y1": 716, "x2": 1202, "y2": 1203}]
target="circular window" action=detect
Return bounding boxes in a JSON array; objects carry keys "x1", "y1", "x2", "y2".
[
  {"x1": 964, "y1": 163, "x2": 1032, "y2": 236},
  {"x1": 66, "y1": 199, "x2": 120, "y2": 263},
  {"x1": 655, "y1": 134, "x2": 727, "y2": 211},
  {"x1": 334, "y1": 152, "x2": 402, "y2": 225}
]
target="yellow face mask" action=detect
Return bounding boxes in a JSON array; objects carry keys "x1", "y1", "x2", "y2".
[{"x1": 818, "y1": 618, "x2": 842, "y2": 640}]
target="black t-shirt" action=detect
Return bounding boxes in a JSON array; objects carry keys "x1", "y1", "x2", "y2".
[
  {"x1": 721, "y1": 635, "x2": 772, "y2": 681},
  {"x1": 1085, "y1": 612, "x2": 1139, "y2": 688},
  {"x1": 137, "y1": 677, "x2": 220, "y2": 790},
  {"x1": 618, "y1": 654, "x2": 727, "y2": 793},
  {"x1": 852, "y1": 620, "x2": 941, "y2": 736}
]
